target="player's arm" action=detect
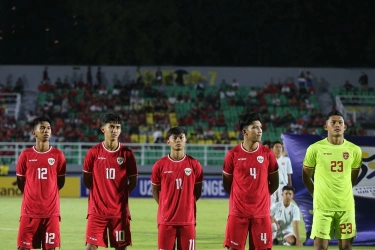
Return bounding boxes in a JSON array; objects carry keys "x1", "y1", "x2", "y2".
[
  {"x1": 57, "y1": 175, "x2": 65, "y2": 190},
  {"x1": 287, "y1": 173, "x2": 292, "y2": 186},
  {"x1": 17, "y1": 176, "x2": 26, "y2": 193},
  {"x1": 302, "y1": 166, "x2": 314, "y2": 196},
  {"x1": 151, "y1": 184, "x2": 160, "y2": 204},
  {"x1": 194, "y1": 182, "x2": 203, "y2": 201},
  {"x1": 293, "y1": 220, "x2": 302, "y2": 246},
  {"x1": 351, "y1": 150, "x2": 362, "y2": 187},
  {"x1": 82, "y1": 171, "x2": 93, "y2": 189},
  {"x1": 222, "y1": 172, "x2": 233, "y2": 195},
  {"x1": 268, "y1": 171, "x2": 279, "y2": 194},
  {"x1": 128, "y1": 175, "x2": 137, "y2": 193}
]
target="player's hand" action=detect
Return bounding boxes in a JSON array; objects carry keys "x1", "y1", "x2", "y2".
[{"x1": 296, "y1": 239, "x2": 303, "y2": 247}]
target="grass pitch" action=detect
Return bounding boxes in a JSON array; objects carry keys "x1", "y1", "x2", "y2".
[{"x1": 0, "y1": 197, "x2": 372, "y2": 249}]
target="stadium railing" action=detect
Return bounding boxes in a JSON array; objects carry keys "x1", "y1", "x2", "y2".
[{"x1": 0, "y1": 142, "x2": 232, "y2": 174}]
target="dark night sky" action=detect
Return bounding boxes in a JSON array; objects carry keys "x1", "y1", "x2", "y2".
[{"x1": 1, "y1": 0, "x2": 375, "y2": 67}]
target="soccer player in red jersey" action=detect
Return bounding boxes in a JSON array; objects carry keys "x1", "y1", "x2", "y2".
[
  {"x1": 222, "y1": 112, "x2": 279, "y2": 250},
  {"x1": 151, "y1": 127, "x2": 204, "y2": 250},
  {"x1": 16, "y1": 116, "x2": 66, "y2": 250},
  {"x1": 83, "y1": 113, "x2": 138, "y2": 250}
]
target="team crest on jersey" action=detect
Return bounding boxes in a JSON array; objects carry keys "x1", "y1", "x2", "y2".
[
  {"x1": 257, "y1": 156, "x2": 264, "y2": 163},
  {"x1": 184, "y1": 168, "x2": 192, "y2": 176},
  {"x1": 48, "y1": 158, "x2": 55, "y2": 166},
  {"x1": 117, "y1": 157, "x2": 124, "y2": 165},
  {"x1": 343, "y1": 152, "x2": 349, "y2": 160}
]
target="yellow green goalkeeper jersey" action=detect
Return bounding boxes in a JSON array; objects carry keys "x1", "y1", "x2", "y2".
[{"x1": 303, "y1": 138, "x2": 362, "y2": 211}]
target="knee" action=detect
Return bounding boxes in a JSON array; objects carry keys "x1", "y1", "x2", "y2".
[
  {"x1": 85, "y1": 244, "x2": 97, "y2": 250},
  {"x1": 339, "y1": 242, "x2": 353, "y2": 250}
]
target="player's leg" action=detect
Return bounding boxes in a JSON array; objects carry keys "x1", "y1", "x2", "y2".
[
  {"x1": 249, "y1": 217, "x2": 272, "y2": 250},
  {"x1": 158, "y1": 224, "x2": 177, "y2": 250},
  {"x1": 85, "y1": 215, "x2": 109, "y2": 249},
  {"x1": 310, "y1": 209, "x2": 333, "y2": 250},
  {"x1": 18, "y1": 217, "x2": 42, "y2": 250},
  {"x1": 176, "y1": 225, "x2": 196, "y2": 250},
  {"x1": 271, "y1": 220, "x2": 279, "y2": 244},
  {"x1": 223, "y1": 215, "x2": 249, "y2": 250},
  {"x1": 335, "y1": 210, "x2": 356, "y2": 250},
  {"x1": 41, "y1": 217, "x2": 61, "y2": 250},
  {"x1": 108, "y1": 216, "x2": 132, "y2": 250},
  {"x1": 281, "y1": 229, "x2": 296, "y2": 246}
]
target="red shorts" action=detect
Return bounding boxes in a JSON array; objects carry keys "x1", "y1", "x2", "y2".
[
  {"x1": 85, "y1": 214, "x2": 131, "y2": 248},
  {"x1": 223, "y1": 215, "x2": 272, "y2": 250},
  {"x1": 158, "y1": 224, "x2": 196, "y2": 250},
  {"x1": 18, "y1": 216, "x2": 61, "y2": 249}
]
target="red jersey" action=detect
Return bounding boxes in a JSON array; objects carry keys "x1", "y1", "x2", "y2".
[
  {"x1": 223, "y1": 143, "x2": 278, "y2": 218},
  {"x1": 151, "y1": 154, "x2": 203, "y2": 225},
  {"x1": 16, "y1": 146, "x2": 66, "y2": 218},
  {"x1": 83, "y1": 142, "x2": 138, "y2": 218}
]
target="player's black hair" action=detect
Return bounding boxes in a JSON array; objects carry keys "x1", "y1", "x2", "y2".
[
  {"x1": 271, "y1": 140, "x2": 283, "y2": 148},
  {"x1": 31, "y1": 116, "x2": 52, "y2": 130},
  {"x1": 262, "y1": 140, "x2": 272, "y2": 147},
  {"x1": 100, "y1": 113, "x2": 121, "y2": 127},
  {"x1": 166, "y1": 127, "x2": 186, "y2": 139},
  {"x1": 325, "y1": 110, "x2": 345, "y2": 122},
  {"x1": 282, "y1": 185, "x2": 295, "y2": 193},
  {"x1": 238, "y1": 112, "x2": 262, "y2": 131}
]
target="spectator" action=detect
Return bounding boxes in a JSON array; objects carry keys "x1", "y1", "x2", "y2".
[
  {"x1": 358, "y1": 72, "x2": 369, "y2": 91},
  {"x1": 297, "y1": 71, "x2": 306, "y2": 88},
  {"x1": 152, "y1": 125, "x2": 163, "y2": 143},
  {"x1": 0, "y1": 160, "x2": 9, "y2": 176},
  {"x1": 155, "y1": 67, "x2": 163, "y2": 85}
]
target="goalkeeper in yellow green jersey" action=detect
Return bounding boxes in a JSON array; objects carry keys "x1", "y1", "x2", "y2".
[{"x1": 302, "y1": 110, "x2": 362, "y2": 250}]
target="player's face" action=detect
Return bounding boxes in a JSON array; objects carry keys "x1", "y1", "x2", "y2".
[
  {"x1": 324, "y1": 115, "x2": 346, "y2": 137},
  {"x1": 243, "y1": 121, "x2": 262, "y2": 142},
  {"x1": 101, "y1": 122, "x2": 121, "y2": 141},
  {"x1": 167, "y1": 133, "x2": 186, "y2": 151},
  {"x1": 282, "y1": 190, "x2": 294, "y2": 202},
  {"x1": 272, "y1": 143, "x2": 283, "y2": 155},
  {"x1": 33, "y1": 121, "x2": 51, "y2": 142}
]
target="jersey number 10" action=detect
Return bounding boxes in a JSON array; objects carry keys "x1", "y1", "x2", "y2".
[{"x1": 106, "y1": 168, "x2": 116, "y2": 179}]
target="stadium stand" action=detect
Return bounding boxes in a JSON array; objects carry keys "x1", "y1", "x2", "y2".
[{"x1": 1, "y1": 69, "x2": 371, "y2": 170}]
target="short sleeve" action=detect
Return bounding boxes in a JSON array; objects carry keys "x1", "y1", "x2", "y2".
[
  {"x1": 286, "y1": 157, "x2": 293, "y2": 174},
  {"x1": 195, "y1": 161, "x2": 204, "y2": 183},
  {"x1": 57, "y1": 150, "x2": 67, "y2": 176},
  {"x1": 292, "y1": 205, "x2": 300, "y2": 221},
  {"x1": 151, "y1": 161, "x2": 161, "y2": 185},
  {"x1": 222, "y1": 150, "x2": 234, "y2": 175},
  {"x1": 16, "y1": 151, "x2": 27, "y2": 176},
  {"x1": 303, "y1": 145, "x2": 316, "y2": 168},
  {"x1": 126, "y1": 150, "x2": 138, "y2": 176},
  {"x1": 352, "y1": 146, "x2": 362, "y2": 169},
  {"x1": 83, "y1": 149, "x2": 94, "y2": 173}
]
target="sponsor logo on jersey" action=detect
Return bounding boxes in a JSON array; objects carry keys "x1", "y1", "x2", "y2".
[
  {"x1": 117, "y1": 157, "x2": 124, "y2": 165},
  {"x1": 184, "y1": 168, "x2": 192, "y2": 176},
  {"x1": 257, "y1": 156, "x2": 264, "y2": 163},
  {"x1": 343, "y1": 152, "x2": 349, "y2": 160},
  {"x1": 98, "y1": 157, "x2": 106, "y2": 160},
  {"x1": 48, "y1": 158, "x2": 55, "y2": 166},
  {"x1": 323, "y1": 152, "x2": 332, "y2": 155},
  {"x1": 28, "y1": 159, "x2": 37, "y2": 162},
  {"x1": 164, "y1": 170, "x2": 173, "y2": 174},
  {"x1": 238, "y1": 158, "x2": 246, "y2": 160}
]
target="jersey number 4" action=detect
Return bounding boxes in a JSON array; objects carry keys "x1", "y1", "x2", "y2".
[{"x1": 330, "y1": 161, "x2": 343, "y2": 172}]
